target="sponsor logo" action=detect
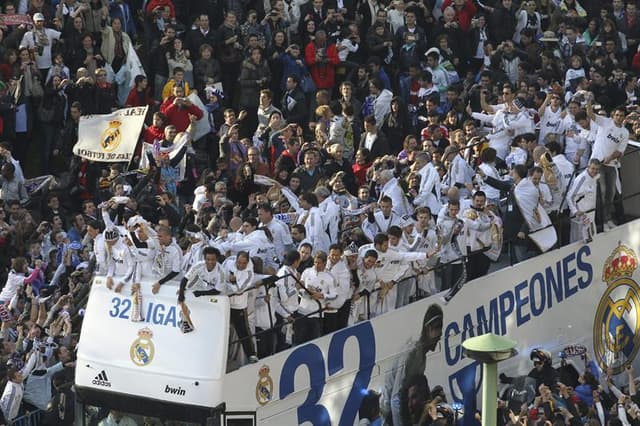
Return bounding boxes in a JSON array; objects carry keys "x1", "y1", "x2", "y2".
[
  {"x1": 256, "y1": 365, "x2": 274, "y2": 406},
  {"x1": 164, "y1": 385, "x2": 186, "y2": 396},
  {"x1": 593, "y1": 243, "x2": 640, "y2": 374},
  {"x1": 130, "y1": 327, "x2": 155, "y2": 367},
  {"x1": 92, "y1": 370, "x2": 111, "y2": 388}
]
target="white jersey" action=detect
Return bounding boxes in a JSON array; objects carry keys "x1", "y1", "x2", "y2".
[
  {"x1": 326, "y1": 258, "x2": 352, "y2": 309},
  {"x1": 104, "y1": 239, "x2": 135, "y2": 281},
  {"x1": 153, "y1": 241, "x2": 182, "y2": 280},
  {"x1": 254, "y1": 279, "x2": 277, "y2": 330},
  {"x1": 561, "y1": 115, "x2": 590, "y2": 168},
  {"x1": 182, "y1": 240, "x2": 207, "y2": 273},
  {"x1": 414, "y1": 163, "x2": 441, "y2": 215},
  {"x1": 129, "y1": 235, "x2": 158, "y2": 282},
  {"x1": 566, "y1": 169, "x2": 598, "y2": 216},
  {"x1": 260, "y1": 218, "x2": 293, "y2": 261},
  {"x1": 591, "y1": 116, "x2": 629, "y2": 166},
  {"x1": 443, "y1": 155, "x2": 474, "y2": 198},
  {"x1": 362, "y1": 210, "x2": 402, "y2": 242},
  {"x1": 222, "y1": 257, "x2": 254, "y2": 310},
  {"x1": 275, "y1": 265, "x2": 300, "y2": 318},
  {"x1": 184, "y1": 260, "x2": 226, "y2": 293},
  {"x1": 357, "y1": 244, "x2": 424, "y2": 282},
  {"x1": 539, "y1": 105, "x2": 564, "y2": 145},
  {"x1": 379, "y1": 177, "x2": 413, "y2": 217},
  {"x1": 297, "y1": 206, "x2": 331, "y2": 254},
  {"x1": 220, "y1": 230, "x2": 279, "y2": 270},
  {"x1": 477, "y1": 163, "x2": 501, "y2": 201},
  {"x1": 319, "y1": 197, "x2": 342, "y2": 244},
  {"x1": 461, "y1": 207, "x2": 494, "y2": 253},
  {"x1": 299, "y1": 267, "x2": 338, "y2": 316},
  {"x1": 473, "y1": 109, "x2": 532, "y2": 160}
]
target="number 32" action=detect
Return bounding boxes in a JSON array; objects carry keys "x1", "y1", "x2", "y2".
[{"x1": 279, "y1": 322, "x2": 376, "y2": 426}]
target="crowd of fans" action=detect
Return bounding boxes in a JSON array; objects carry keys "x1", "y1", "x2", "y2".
[
  {"x1": 360, "y1": 350, "x2": 640, "y2": 426},
  {"x1": 0, "y1": 0, "x2": 637, "y2": 424}
]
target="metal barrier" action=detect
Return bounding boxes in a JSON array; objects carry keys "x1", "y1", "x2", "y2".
[{"x1": 12, "y1": 410, "x2": 43, "y2": 426}]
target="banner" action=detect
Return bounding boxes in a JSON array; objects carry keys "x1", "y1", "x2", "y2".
[
  {"x1": 0, "y1": 14, "x2": 32, "y2": 26},
  {"x1": 139, "y1": 132, "x2": 189, "y2": 181},
  {"x1": 24, "y1": 175, "x2": 54, "y2": 195},
  {"x1": 73, "y1": 106, "x2": 148, "y2": 162}
]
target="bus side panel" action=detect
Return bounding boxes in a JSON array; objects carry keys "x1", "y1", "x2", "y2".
[{"x1": 76, "y1": 278, "x2": 230, "y2": 408}]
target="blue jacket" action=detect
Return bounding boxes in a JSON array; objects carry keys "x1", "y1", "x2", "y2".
[{"x1": 279, "y1": 53, "x2": 308, "y2": 90}]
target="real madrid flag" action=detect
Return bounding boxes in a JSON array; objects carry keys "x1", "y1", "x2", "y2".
[{"x1": 73, "y1": 106, "x2": 148, "y2": 162}]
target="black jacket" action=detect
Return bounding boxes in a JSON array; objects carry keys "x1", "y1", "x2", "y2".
[
  {"x1": 358, "y1": 131, "x2": 390, "y2": 160},
  {"x1": 490, "y1": 5, "x2": 517, "y2": 44},
  {"x1": 281, "y1": 87, "x2": 307, "y2": 126},
  {"x1": 483, "y1": 176, "x2": 529, "y2": 244}
]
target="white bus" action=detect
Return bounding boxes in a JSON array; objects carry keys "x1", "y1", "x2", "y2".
[{"x1": 75, "y1": 219, "x2": 640, "y2": 425}]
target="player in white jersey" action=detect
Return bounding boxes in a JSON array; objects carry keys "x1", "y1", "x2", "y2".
[
  {"x1": 274, "y1": 250, "x2": 302, "y2": 350},
  {"x1": 561, "y1": 101, "x2": 590, "y2": 169},
  {"x1": 587, "y1": 104, "x2": 629, "y2": 230},
  {"x1": 326, "y1": 244, "x2": 352, "y2": 331},
  {"x1": 152, "y1": 225, "x2": 183, "y2": 294},
  {"x1": 126, "y1": 217, "x2": 159, "y2": 288},
  {"x1": 99, "y1": 228, "x2": 134, "y2": 294},
  {"x1": 178, "y1": 247, "x2": 226, "y2": 302},
  {"x1": 362, "y1": 195, "x2": 402, "y2": 242},
  {"x1": 406, "y1": 207, "x2": 439, "y2": 297},
  {"x1": 257, "y1": 202, "x2": 294, "y2": 262},
  {"x1": 298, "y1": 251, "x2": 338, "y2": 343},
  {"x1": 352, "y1": 249, "x2": 379, "y2": 322},
  {"x1": 218, "y1": 218, "x2": 279, "y2": 273},
  {"x1": 567, "y1": 159, "x2": 601, "y2": 243},
  {"x1": 538, "y1": 93, "x2": 565, "y2": 145},
  {"x1": 222, "y1": 252, "x2": 259, "y2": 364},
  {"x1": 181, "y1": 224, "x2": 209, "y2": 273}
]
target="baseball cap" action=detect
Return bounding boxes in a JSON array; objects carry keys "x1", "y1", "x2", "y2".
[{"x1": 33, "y1": 13, "x2": 45, "y2": 22}]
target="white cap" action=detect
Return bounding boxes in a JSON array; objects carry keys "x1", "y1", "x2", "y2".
[{"x1": 33, "y1": 13, "x2": 45, "y2": 22}]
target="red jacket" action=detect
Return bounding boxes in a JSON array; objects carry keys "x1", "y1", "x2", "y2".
[
  {"x1": 159, "y1": 96, "x2": 175, "y2": 115},
  {"x1": 442, "y1": 0, "x2": 477, "y2": 32},
  {"x1": 125, "y1": 87, "x2": 154, "y2": 107},
  {"x1": 305, "y1": 42, "x2": 339, "y2": 89},
  {"x1": 633, "y1": 52, "x2": 640, "y2": 73},
  {"x1": 352, "y1": 162, "x2": 371, "y2": 187},
  {"x1": 146, "y1": 0, "x2": 175, "y2": 17},
  {"x1": 143, "y1": 125, "x2": 165, "y2": 144},
  {"x1": 163, "y1": 102, "x2": 203, "y2": 132}
]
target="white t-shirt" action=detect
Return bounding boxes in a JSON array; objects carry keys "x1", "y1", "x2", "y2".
[
  {"x1": 20, "y1": 28, "x2": 61, "y2": 69},
  {"x1": 590, "y1": 116, "x2": 629, "y2": 166}
]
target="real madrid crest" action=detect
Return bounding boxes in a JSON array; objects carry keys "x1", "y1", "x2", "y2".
[
  {"x1": 101, "y1": 119, "x2": 122, "y2": 152},
  {"x1": 130, "y1": 327, "x2": 155, "y2": 367},
  {"x1": 593, "y1": 242, "x2": 640, "y2": 374},
  {"x1": 255, "y1": 365, "x2": 273, "y2": 406}
]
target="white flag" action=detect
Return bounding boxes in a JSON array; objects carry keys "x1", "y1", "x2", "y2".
[
  {"x1": 187, "y1": 93, "x2": 212, "y2": 141},
  {"x1": 73, "y1": 106, "x2": 148, "y2": 162}
]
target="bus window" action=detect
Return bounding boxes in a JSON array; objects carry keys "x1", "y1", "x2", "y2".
[{"x1": 225, "y1": 413, "x2": 256, "y2": 426}]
